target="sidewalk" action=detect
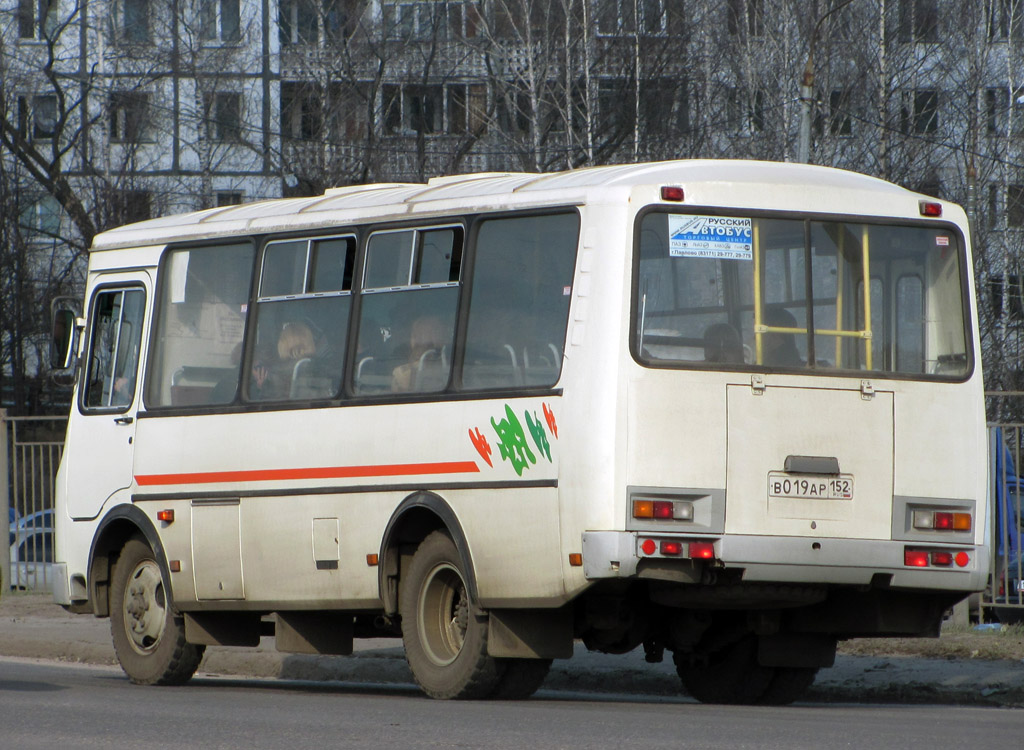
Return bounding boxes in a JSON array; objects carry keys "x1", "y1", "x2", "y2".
[{"x1": 2, "y1": 593, "x2": 1023, "y2": 707}]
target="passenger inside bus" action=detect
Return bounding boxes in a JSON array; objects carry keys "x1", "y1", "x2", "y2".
[
  {"x1": 391, "y1": 315, "x2": 449, "y2": 392},
  {"x1": 761, "y1": 307, "x2": 803, "y2": 366},
  {"x1": 703, "y1": 323, "x2": 745, "y2": 364},
  {"x1": 251, "y1": 321, "x2": 317, "y2": 399}
]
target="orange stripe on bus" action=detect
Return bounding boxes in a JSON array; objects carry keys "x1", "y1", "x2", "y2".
[{"x1": 135, "y1": 460, "x2": 480, "y2": 486}]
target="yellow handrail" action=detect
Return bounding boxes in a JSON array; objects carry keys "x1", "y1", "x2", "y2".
[
  {"x1": 861, "y1": 225, "x2": 872, "y2": 370},
  {"x1": 753, "y1": 221, "x2": 763, "y2": 364}
]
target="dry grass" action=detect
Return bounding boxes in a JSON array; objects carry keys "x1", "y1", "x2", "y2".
[{"x1": 840, "y1": 623, "x2": 1024, "y2": 661}]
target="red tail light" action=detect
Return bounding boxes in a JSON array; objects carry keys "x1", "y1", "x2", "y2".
[
  {"x1": 905, "y1": 549, "x2": 929, "y2": 567},
  {"x1": 689, "y1": 542, "x2": 715, "y2": 559},
  {"x1": 660, "y1": 541, "x2": 683, "y2": 556}
]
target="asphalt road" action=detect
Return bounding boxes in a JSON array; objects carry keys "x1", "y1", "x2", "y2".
[{"x1": 2, "y1": 658, "x2": 1022, "y2": 750}]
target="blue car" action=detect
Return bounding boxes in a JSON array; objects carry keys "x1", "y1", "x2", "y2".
[
  {"x1": 992, "y1": 430, "x2": 1024, "y2": 624},
  {"x1": 8, "y1": 507, "x2": 17, "y2": 546}
]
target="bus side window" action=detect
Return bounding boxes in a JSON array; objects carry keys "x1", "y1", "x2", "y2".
[
  {"x1": 147, "y1": 242, "x2": 254, "y2": 407},
  {"x1": 461, "y1": 213, "x2": 579, "y2": 390},
  {"x1": 82, "y1": 287, "x2": 146, "y2": 410},
  {"x1": 247, "y1": 235, "x2": 353, "y2": 402},
  {"x1": 354, "y1": 227, "x2": 461, "y2": 395}
]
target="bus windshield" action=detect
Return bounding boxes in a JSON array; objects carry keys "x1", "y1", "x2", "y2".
[{"x1": 635, "y1": 211, "x2": 970, "y2": 379}]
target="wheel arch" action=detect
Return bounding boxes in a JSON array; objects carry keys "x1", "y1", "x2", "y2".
[
  {"x1": 378, "y1": 491, "x2": 477, "y2": 616},
  {"x1": 88, "y1": 504, "x2": 171, "y2": 618}
]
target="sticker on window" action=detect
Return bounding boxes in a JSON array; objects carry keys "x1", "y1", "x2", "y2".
[{"x1": 668, "y1": 215, "x2": 753, "y2": 260}]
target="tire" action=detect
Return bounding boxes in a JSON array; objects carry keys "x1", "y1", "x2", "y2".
[
  {"x1": 674, "y1": 636, "x2": 776, "y2": 705},
  {"x1": 758, "y1": 667, "x2": 818, "y2": 706},
  {"x1": 491, "y1": 658, "x2": 552, "y2": 700},
  {"x1": 400, "y1": 530, "x2": 504, "y2": 699},
  {"x1": 109, "y1": 537, "x2": 204, "y2": 685}
]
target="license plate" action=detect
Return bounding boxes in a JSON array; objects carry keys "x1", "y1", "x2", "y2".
[{"x1": 767, "y1": 472, "x2": 854, "y2": 500}]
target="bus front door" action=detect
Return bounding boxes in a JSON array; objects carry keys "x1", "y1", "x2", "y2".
[{"x1": 64, "y1": 278, "x2": 149, "y2": 520}]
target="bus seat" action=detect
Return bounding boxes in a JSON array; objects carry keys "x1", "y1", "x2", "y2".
[
  {"x1": 169, "y1": 365, "x2": 231, "y2": 406},
  {"x1": 461, "y1": 342, "x2": 522, "y2": 389}
]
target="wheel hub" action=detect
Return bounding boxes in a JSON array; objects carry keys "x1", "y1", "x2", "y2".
[{"x1": 123, "y1": 560, "x2": 167, "y2": 654}]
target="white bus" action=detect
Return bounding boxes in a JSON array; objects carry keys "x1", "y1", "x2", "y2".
[{"x1": 50, "y1": 160, "x2": 987, "y2": 704}]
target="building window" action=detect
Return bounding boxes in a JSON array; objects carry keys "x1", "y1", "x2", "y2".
[
  {"x1": 598, "y1": 79, "x2": 636, "y2": 139},
  {"x1": 828, "y1": 89, "x2": 853, "y2": 136},
  {"x1": 897, "y1": 0, "x2": 939, "y2": 43},
  {"x1": 1009, "y1": 184, "x2": 1024, "y2": 228},
  {"x1": 494, "y1": 87, "x2": 530, "y2": 136},
  {"x1": 216, "y1": 191, "x2": 244, "y2": 206},
  {"x1": 725, "y1": 87, "x2": 764, "y2": 134},
  {"x1": 109, "y1": 92, "x2": 152, "y2": 143},
  {"x1": 902, "y1": 89, "x2": 939, "y2": 134},
  {"x1": 280, "y1": 0, "x2": 356, "y2": 45},
  {"x1": 123, "y1": 0, "x2": 151, "y2": 43},
  {"x1": 990, "y1": 273, "x2": 1024, "y2": 320},
  {"x1": 382, "y1": 84, "x2": 445, "y2": 135},
  {"x1": 282, "y1": 82, "x2": 323, "y2": 141},
  {"x1": 201, "y1": 0, "x2": 241, "y2": 43},
  {"x1": 727, "y1": 0, "x2": 763, "y2": 37},
  {"x1": 18, "y1": 0, "x2": 59, "y2": 40},
  {"x1": 988, "y1": 0, "x2": 1024, "y2": 40},
  {"x1": 985, "y1": 86, "x2": 1024, "y2": 135},
  {"x1": 446, "y1": 84, "x2": 487, "y2": 135},
  {"x1": 18, "y1": 196, "x2": 61, "y2": 239},
  {"x1": 596, "y1": 0, "x2": 666, "y2": 35},
  {"x1": 19, "y1": 95, "x2": 57, "y2": 140},
  {"x1": 641, "y1": 78, "x2": 689, "y2": 136},
  {"x1": 107, "y1": 189, "x2": 152, "y2": 225},
  {"x1": 206, "y1": 92, "x2": 242, "y2": 142},
  {"x1": 382, "y1": 1, "x2": 476, "y2": 41}
]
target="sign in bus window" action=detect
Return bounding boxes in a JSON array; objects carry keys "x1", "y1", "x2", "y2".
[{"x1": 635, "y1": 211, "x2": 969, "y2": 379}]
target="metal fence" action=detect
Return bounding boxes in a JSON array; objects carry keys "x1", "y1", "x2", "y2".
[
  {"x1": 2, "y1": 412, "x2": 65, "y2": 594},
  {"x1": 984, "y1": 422, "x2": 1024, "y2": 624},
  {"x1": 2, "y1": 410, "x2": 1022, "y2": 623}
]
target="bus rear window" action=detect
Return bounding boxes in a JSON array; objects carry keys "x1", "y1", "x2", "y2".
[{"x1": 634, "y1": 212, "x2": 970, "y2": 379}]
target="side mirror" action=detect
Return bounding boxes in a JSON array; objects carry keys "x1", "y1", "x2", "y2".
[{"x1": 50, "y1": 297, "x2": 82, "y2": 371}]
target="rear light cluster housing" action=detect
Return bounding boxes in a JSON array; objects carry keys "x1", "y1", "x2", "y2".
[
  {"x1": 637, "y1": 537, "x2": 716, "y2": 560},
  {"x1": 912, "y1": 510, "x2": 972, "y2": 532},
  {"x1": 904, "y1": 548, "x2": 971, "y2": 568},
  {"x1": 633, "y1": 498, "x2": 694, "y2": 521}
]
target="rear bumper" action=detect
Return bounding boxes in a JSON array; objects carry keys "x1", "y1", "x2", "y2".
[{"x1": 582, "y1": 531, "x2": 989, "y2": 592}]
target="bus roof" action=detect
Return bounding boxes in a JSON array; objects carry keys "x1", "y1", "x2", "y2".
[{"x1": 90, "y1": 159, "x2": 939, "y2": 252}]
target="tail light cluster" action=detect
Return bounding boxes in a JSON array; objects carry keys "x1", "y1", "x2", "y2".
[
  {"x1": 637, "y1": 537, "x2": 715, "y2": 560},
  {"x1": 904, "y1": 547, "x2": 971, "y2": 568},
  {"x1": 633, "y1": 499, "x2": 694, "y2": 521},
  {"x1": 912, "y1": 510, "x2": 972, "y2": 532}
]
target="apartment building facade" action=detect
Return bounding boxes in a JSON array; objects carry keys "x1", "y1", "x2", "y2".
[{"x1": 5, "y1": 0, "x2": 1024, "y2": 394}]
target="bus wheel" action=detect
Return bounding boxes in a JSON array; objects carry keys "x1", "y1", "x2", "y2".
[
  {"x1": 400, "y1": 530, "x2": 504, "y2": 699},
  {"x1": 109, "y1": 537, "x2": 204, "y2": 685},
  {"x1": 490, "y1": 658, "x2": 552, "y2": 700},
  {"x1": 674, "y1": 636, "x2": 775, "y2": 705},
  {"x1": 758, "y1": 666, "x2": 819, "y2": 705}
]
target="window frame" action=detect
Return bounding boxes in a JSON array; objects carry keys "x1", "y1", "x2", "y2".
[
  {"x1": 80, "y1": 283, "x2": 148, "y2": 414},
  {"x1": 140, "y1": 206, "x2": 582, "y2": 416},
  {"x1": 629, "y1": 204, "x2": 975, "y2": 384}
]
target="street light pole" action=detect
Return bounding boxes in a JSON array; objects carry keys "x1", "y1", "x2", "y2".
[{"x1": 797, "y1": 0, "x2": 858, "y2": 164}]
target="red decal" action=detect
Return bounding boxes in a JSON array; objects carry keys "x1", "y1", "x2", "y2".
[
  {"x1": 135, "y1": 460, "x2": 479, "y2": 487},
  {"x1": 542, "y1": 403, "x2": 558, "y2": 439},
  {"x1": 469, "y1": 427, "x2": 493, "y2": 467}
]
